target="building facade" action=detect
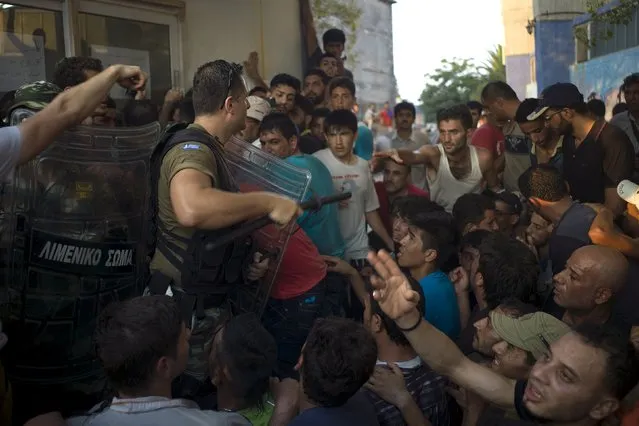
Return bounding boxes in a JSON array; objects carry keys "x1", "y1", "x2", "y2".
[
  {"x1": 0, "y1": 0, "x2": 304, "y2": 103},
  {"x1": 347, "y1": 0, "x2": 397, "y2": 106},
  {"x1": 501, "y1": 0, "x2": 535, "y2": 99},
  {"x1": 570, "y1": 1, "x2": 639, "y2": 116}
]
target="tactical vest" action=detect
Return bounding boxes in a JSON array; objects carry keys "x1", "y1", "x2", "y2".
[{"x1": 148, "y1": 123, "x2": 254, "y2": 298}]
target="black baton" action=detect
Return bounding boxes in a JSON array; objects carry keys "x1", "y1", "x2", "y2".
[{"x1": 205, "y1": 192, "x2": 351, "y2": 251}]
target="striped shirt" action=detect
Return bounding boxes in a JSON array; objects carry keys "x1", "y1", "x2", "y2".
[{"x1": 364, "y1": 357, "x2": 450, "y2": 426}]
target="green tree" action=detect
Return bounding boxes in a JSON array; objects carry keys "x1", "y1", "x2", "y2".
[
  {"x1": 419, "y1": 58, "x2": 483, "y2": 122},
  {"x1": 419, "y1": 45, "x2": 506, "y2": 122},
  {"x1": 311, "y1": 0, "x2": 363, "y2": 64},
  {"x1": 472, "y1": 44, "x2": 506, "y2": 100},
  {"x1": 575, "y1": 0, "x2": 639, "y2": 47}
]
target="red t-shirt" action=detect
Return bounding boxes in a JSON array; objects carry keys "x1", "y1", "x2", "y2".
[
  {"x1": 237, "y1": 183, "x2": 326, "y2": 300},
  {"x1": 374, "y1": 182, "x2": 429, "y2": 233},
  {"x1": 254, "y1": 224, "x2": 327, "y2": 300},
  {"x1": 471, "y1": 123, "x2": 505, "y2": 157}
]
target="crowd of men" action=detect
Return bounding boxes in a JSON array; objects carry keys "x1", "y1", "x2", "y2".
[{"x1": 1, "y1": 23, "x2": 639, "y2": 426}]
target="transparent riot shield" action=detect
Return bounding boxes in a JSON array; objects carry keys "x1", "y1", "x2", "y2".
[
  {"x1": 224, "y1": 136, "x2": 311, "y2": 317},
  {"x1": 0, "y1": 112, "x2": 160, "y2": 421}
]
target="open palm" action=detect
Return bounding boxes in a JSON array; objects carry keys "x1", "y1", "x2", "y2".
[{"x1": 367, "y1": 250, "x2": 420, "y2": 320}]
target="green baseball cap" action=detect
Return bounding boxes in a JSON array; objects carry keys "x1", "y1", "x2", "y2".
[
  {"x1": 490, "y1": 311, "x2": 571, "y2": 360},
  {"x1": 9, "y1": 80, "x2": 62, "y2": 113}
]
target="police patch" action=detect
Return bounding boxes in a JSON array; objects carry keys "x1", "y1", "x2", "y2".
[{"x1": 183, "y1": 143, "x2": 201, "y2": 150}]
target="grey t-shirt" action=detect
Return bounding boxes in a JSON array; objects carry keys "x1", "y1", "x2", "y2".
[
  {"x1": 314, "y1": 148, "x2": 380, "y2": 260},
  {"x1": 0, "y1": 126, "x2": 22, "y2": 181},
  {"x1": 502, "y1": 121, "x2": 531, "y2": 192}
]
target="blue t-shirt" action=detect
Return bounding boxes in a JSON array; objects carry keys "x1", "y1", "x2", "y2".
[
  {"x1": 354, "y1": 124, "x2": 374, "y2": 160},
  {"x1": 289, "y1": 393, "x2": 379, "y2": 426},
  {"x1": 418, "y1": 270, "x2": 461, "y2": 339},
  {"x1": 285, "y1": 154, "x2": 346, "y2": 258}
]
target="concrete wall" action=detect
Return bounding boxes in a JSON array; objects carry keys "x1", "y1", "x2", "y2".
[
  {"x1": 181, "y1": 0, "x2": 302, "y2": 85},
  {"x1": 534, "y1": 20, "x2": 574, "y2": 92},
  {"x1": 505, "y1": 54, "x2": 532, "y2": 100},
  {"x1": 349, "y1": 0, "x2": 396, "y2": 105},
  {"x1": 501, "y1": 0, "x2": 534, "y2": 98},
  {"x1": 571, "y1": 46, "x2": 639, "y2": 116}
]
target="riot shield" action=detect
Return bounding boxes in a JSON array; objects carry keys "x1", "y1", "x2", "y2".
[
  {"x1": 224, "y1": 136, "x2": 311, "y2": 317},
  {"x1": 0, "y1": 114, "x2": 160, "y2": 422}
]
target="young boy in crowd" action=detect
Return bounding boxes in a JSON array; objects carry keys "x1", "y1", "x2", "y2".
[{"x1": 314, "y1": 109, "x2": 393, "y2": 318}]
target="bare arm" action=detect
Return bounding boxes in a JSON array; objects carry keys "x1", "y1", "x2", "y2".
[
  {"x1": 399, "y1": 313, "x2": 516, "y2": 408},
  {"x1": 604, "y1": 188, "x2": 627, "y2": 218},
  {"x1": 589, "y1": 207, "x2": 639, "y2": 259},
  {"x1": 396, "y1": 395, "x2": 432, "y2": 426},
  {"x1": 170, "y1": 169, "x2": 297, "y2": 229},
  {"x1": 366, "y1": 210, "x2": 394, "y2": 251},
  {"x1": 18, "y1": 65, "x2": 145, "y2": 165},
  {"x1": 476, "y1": 147, "x2": 500, "y2": 191}
]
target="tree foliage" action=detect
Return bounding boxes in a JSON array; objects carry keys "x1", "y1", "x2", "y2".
[
  {"x1": 311, "y1": 0, "x2": 363, "y2": 64},
  {"x1": 574, "y1": 0, "x2": 639, "y2": 47},
  {"x1": 419, "y1": 45, "x2": 506, "y2": 122}
]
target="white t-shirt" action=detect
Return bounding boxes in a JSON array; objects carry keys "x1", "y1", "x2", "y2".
[
  {"x1": 0, "y1": 126, "x2": 22, "y2": 181},
  {"x1": 313, "y1": 148, "x2": 380, "y2": 260}
]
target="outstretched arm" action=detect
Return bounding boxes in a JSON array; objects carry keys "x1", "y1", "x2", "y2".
[{"x1": 367, "y1": 250, "x2": 516, "y2": 409}]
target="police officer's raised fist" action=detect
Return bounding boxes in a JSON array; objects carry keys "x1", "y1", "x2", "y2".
[{"x1": 266, "y1": 194, "x2": 302, "y2": 228}]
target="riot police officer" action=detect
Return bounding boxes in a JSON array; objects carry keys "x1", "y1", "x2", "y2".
[{"x1": 147, "y1": 60, "x2": 301, "y2": 393}]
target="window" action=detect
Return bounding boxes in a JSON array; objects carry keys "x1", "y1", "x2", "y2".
[
  {"x1": 0, "y1": 1, "x2": 65, "y2": 94},
  {"x1": 77, "y1": 3, "x2": 175, "y2": 104},
  {"x1": 577, "y1": 6, "x2": 639, "y2": 61}
]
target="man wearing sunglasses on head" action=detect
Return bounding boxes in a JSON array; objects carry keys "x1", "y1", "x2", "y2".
[{"x1": 527, "y1": 83, "x2": 634, "y2": 217}]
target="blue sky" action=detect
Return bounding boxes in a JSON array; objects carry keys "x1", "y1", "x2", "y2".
[{"x1": 392, "y1": 0, "x2": 505, "y2": 103}]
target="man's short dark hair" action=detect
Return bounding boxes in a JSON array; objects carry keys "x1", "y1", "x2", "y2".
[
  {"x1": 391, "y1": 195, "x2": 444, "y2": 220},
  {"x1": 587, "y1": 99, "x2": 606, "y2": 118},
  {"x1": 394, "y1": 101, "x2": 416, "y2": 118},
  {"x1": 409, "y1": 211, "x2": 457, "y2": 267},
  {"x1": 328, "y1": 77, "x2": 356, "y2": 97},
  {"x1": 622, "y1": 73, "x2": 639, "y2": 92},
  {"x1": 467, "y1": 100, "x2": 483, "y2": 114},
  {"x1": 249, "y1": 86, "x2": 268, "y2": 96},
  {"x1": 478, "y1": 233, "x2": 539, "y2": 308},
  {"x1": 460, "y1": 229, "x2": 492, "y2": 250},
  {"x1": 259, "y1": 112, "x2": 298, "y2": 140},
  {"x1": 95, "y1": 296, "x2": 183, "y2": 393},
  {"x1": 270, "y1": 73, "x2": 301, "y2": 93},
  {"x1": 301, "y1": 318, "x2": 377, "y2": 407},
  {"x1": 367, "y1": 279, "x2": 425, "y2": 347},
  {"x1": 322, "y1": 28, "x2": 346, "y2": 46},
  {"x1": 214, "y1": 313, "x2": 277, "y2": 410},
  {"x1": 452, "y1": 194, "x2": 495, "y2": 233},
  {"x1": 518, "y1": 164, "x2": 568, "y2": 202},
  {"x1": 481, "y1": 81, "x2": 519, "y2": 103},
  {"x1": 305, "y1": 68, "x2": 330, "y2": 85},
  {"x1": 573, "y1": 323, "x2": 639, "y2": 400},
  {"x1": 53, "y1": 56, "x2": 104, "y2": 89},
  {"x1": 192, "y1": 60, "x2": 244, "y2": 116},
  {"x1": 324, "y1": 109, "x2": 358, "y2": 133},
  {"x1": 437, "y1": 104, "x2": 474, "y2": 130},
  {"x1": 320, "y1": 52, "x2": 338, "y2": 61},
  {"x1": 122, "y1": 100, "x2": 159, "y2": 126},
  {"x1": 312, "y1": 107, "x2": 331, "y2": 120}
]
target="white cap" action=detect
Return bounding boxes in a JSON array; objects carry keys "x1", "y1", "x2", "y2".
[
  {"x1": 247, "y1": 96, "x2": 271, "y2": 123},
  {"x1": 617, "y1": 180, "x2": 639, "y2": 205}
]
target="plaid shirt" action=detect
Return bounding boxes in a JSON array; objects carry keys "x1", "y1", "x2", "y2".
[{"x1": 364, "y1": 358, "x2": 450, "y2": 426}]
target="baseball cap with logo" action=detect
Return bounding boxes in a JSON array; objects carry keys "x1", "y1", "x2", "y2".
[
  {"x1": 490, "y1": 311, "x2": 571, "y2": 360},
  {"x1": 9, "y1": 81, "x2": 62, "y2": 114},
  {"x1": 527, "y1": 83, "x2": 585, "y2": 121},
  {"x1": 247, "y1": 95, "x2": 271, "y2": 123}
]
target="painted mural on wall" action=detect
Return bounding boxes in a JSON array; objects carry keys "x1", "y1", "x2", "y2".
[{"x1": 570, "y1": 47, "x2": 639, "y2": 118}]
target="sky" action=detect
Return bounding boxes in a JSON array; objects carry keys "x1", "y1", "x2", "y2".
[{"x1": 392, "y1": 0, "x2": 505, "y2": 104}]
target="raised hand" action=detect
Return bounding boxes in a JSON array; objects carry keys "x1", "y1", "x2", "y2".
[
  {"x1": 373, "y1": 148, "x2": 403, "y2": 163},
  {"x1": 367, "y1": 250, "x2": 421, "y2": 326}
]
